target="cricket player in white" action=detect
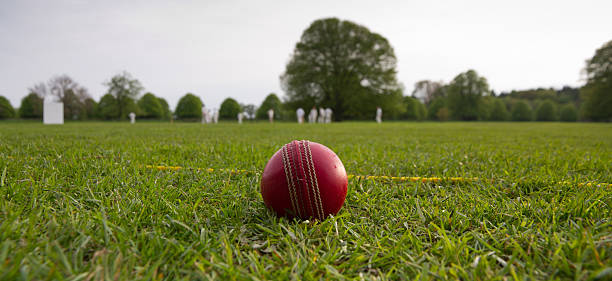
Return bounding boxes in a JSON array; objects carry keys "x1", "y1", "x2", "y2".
[
  {"x1": 213, "y1": 109, "x2": 219, "y2": 124},
  {"x1": 325, "y1": 108, "x2": 332, "y2": 123},
  {"x1": 268, "y1": 109, "x2": 274, "y2": 123},
  {"x1": 201, "y1": 107, "x2": 207, "y2": 124},
  {"x1": 237, "y1": 112, "x2": 243, "y2": 124},
  {"x1": 296, "y1": 108, "x2": 305, "y2": 124},
  {"x1": 129, "y1": 112, "x2": 136, "y2": 124},
  {"x1": 318, "y1": 107, "x2": 325, "y2": 123},
  {"x1": 376, "y1": 107, "x2": 382, "y2": 123},
  {"x1": 309, "y1": 107, "x2": 317, "y2": 123}
]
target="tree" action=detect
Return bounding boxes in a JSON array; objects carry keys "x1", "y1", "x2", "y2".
[
  {"x1": 427, "y1": 98, "x2": 446, "y2": 120},
  {"x1": 175, "y1": 93, "x2": 203, "y2": 120},
  {"x1": 412, "y1": 80, "x2": 443, "y2": 105},
  {"x1": 581, "y1": 40, "x2": 612, "y2": 121},
  {"x1": 416, "y1": 101, "x2": 427, "y2": 121},
  {"x1": 446, "y1": 70, "x2": 489, "y2": 120},
  {"x1": 536, "y1": 100, "x2": 557, "y2": 121},
  {"x1": 559, "y1": 104, "x2": 577, "y2": 122},
  {"x1": 256, "y1": 93, "x2": 283, "y2": 120},
  {"x1": 401, "y1": 96, "x2": 419, "y2": 120},
  {"x1": 19, "y1": 93, "x2": 44, "y2": 118},
  {"x1": 488, "y1": 99, "x2": 509, "y2": 121},
  {"x1": 104, "y1": 72, "x2": 143, "y2": 119},
  {"x1": 97, "y1": 94, "x2": 119, "y2": 119},
  {"x1": 157, "y1": 98, "x2": 171, "y2": 120},
  {"x1": 0, "y1": 96, "x2": 15, "y2": 119},
  {"x1": 281, "y1": 18, "x2": 402, "y2": 120},
  {"x1": 511, "y1": 100, "x2": 533, "y2": 121},
  {"x1": 83, "y1": 98, "x2": 97, "y2": 119},
  {"x1": 138, "y1": 93, "x2": 163, "y2": 119},
  {"x1": 219, "y1": 98, "x2": 242, "y2": 120},
  {"x1": 29, "y1": 75, "x2": 92, "y2": 120}
]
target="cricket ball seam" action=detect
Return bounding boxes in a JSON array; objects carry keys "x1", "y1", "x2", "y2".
[
  {"x1": 298, "y1": 140, "x2": 318, "y2": 220},
  {"x1": 304, "y1": 140, "x2": 325, "y2": 220},
  {"x1": 294, "y1": 140, "x2": 313, "y2": 218},
  {"x1": 281, "y1": 143, "x2": 300, "y2": 217}
]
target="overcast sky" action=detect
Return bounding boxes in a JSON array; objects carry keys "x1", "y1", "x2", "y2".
[{"x1": 1, "y1": 0, "x2": 611, "y2": 109}]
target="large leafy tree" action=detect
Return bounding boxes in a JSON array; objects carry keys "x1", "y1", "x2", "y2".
[
  {"x1": 219, "y1": 98, "x2": 242, "y2": 120},
  {"x1": 559, "y1": 104, "x2": 577, "y2": 122},
  {"x1": 281, "y1": 18, "x2": 402, "y2": 120},
  {"x1": 511, "y1": 100, "x2": 533, "y2": 121},
  {"x1": 447, "y1": 70, "x2": 489, "y2": 121},
  {"x1": 581, "y1": 40, "x2": 612, "y2": 121},
  {"x1": 488, "y1": 99, "x2": 509, "y2": 121},
  {"x1": 401, "y1": 96, "x2": 420, "y2": 120},
  {"x1": 256, "y1": 93, "x2": 282, "y2": 120},
  {"x1": 97, "y1": 94, "x2": 119, "y2": 120},
  {"x1": 138, "y1": 93, "x2": 163, "y2": 119},
  {"x1": 536, "y1": 100, "x2": 557, "y2": 121},
  {"x1": 175, "y1": 93, "x2": 203, "y2": 120},
  {"x1": 157, "y1": 98, "x2": 171, "y2": 120},
  {"x1": 104, "y1": 72, "x2": 143, "y2": 119},
  {"x1": 19, "y1": 93, "x2": 44, "y2": 118},
  {"x1": 0, "y1": 96, "x2": 15, "y2": 119}
]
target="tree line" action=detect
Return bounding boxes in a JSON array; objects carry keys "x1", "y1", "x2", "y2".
[{"x1": 0, "y1": 18, "x2": 610, "y2": 122}]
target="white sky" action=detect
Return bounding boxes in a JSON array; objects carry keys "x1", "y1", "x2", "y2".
[{"x1": 1, "y1": 0, "x2": 611, "y2": 109}]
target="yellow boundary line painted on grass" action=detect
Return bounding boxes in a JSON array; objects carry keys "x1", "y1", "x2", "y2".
[
  {"x1": 3, "y1": 157, "x2": 610, "y2": 188},
  {"x1": 143, "y1": 164, "x2": 612, "y2": 188}
]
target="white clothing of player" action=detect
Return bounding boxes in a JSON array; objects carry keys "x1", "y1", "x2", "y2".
[
  {"x1": 296, "y1": 108, "x2": 305, "y2": 124},
  {"x1": 129, "y1": 112, "x2": 136, "y2": 124},
  {"x1": 237, "y1": 112, "x2": 244, "y2": 124},
  {"x1": 267, "y1": 109, "x2": 274, "y2": 123},
  {"x1": 308, "y1": 108, "x2": 318, "y2": 123},
  {"x1": 325, "y1": 108, "x2": 332, "y2": 123},
  {"x1": 376, "y1": 107, "x2": 382, "y2": 123},
  {"x1": 201, "y1": 107, "x2": 207, "y2": 124},
  {"x1": 318, "y1": 107, "x2": 325, "y2": 123},
  {"x1": 213, "y1": 108, "x2": 219, "y2": 124}
]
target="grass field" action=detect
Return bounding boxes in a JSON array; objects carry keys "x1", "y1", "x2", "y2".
[{"x1": 0, "y1": 122, "x2": 611, "y2": 280}]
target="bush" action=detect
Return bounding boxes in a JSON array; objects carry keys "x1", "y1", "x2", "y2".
[
  {"x1": 436, "y1": 107, "x2": 450, "y2": 121},
  {"x1": 559, "y1": 104, "x2": 577, "y2": 122},
  {"x1": 219, "y1": 98, "x2": 242, "y2": 120},
  {"x1": 19, "y1": 93, "x2": 43, "y2": 118},
  {"x1": 175, "y1": 93, "x2": 203, "y2": 120},
  {"x1": 256, "y1": 94, "x2": 283, "y2": 120},
  {"x1": 0, "y1": 96, "x2": 15, "y2": 119},
  {"x1": 97, "y1": 94, "x2": 119, "y2": 119},
  {"x1": 138, "y1": 93, "x2": 163, "y2": 119},
  {"x1": 511, "y1": 101, "x2": 533, "y2": 121},
  {"x1": 488, "y1": 99, "x2": 509, "y2": 121},
  {"x1": 536, "y1": 100, "x2": 557, "y2": 121}
]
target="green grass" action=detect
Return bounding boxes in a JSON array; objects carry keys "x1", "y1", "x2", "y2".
[{"x1": 0, "y1": 122, "x2": 611, "y2": 280}]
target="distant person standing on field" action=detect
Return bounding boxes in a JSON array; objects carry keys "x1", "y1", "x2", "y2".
[
  {"x1": 267, "y1": 109, "x2": 274, "y2": 123},
  {"x1": 318, "y1": 107, "x2": 325, "y2": 123},
  {"x1": 296, "y1": 108, "x2": 305, "y2": 124},
  {"x1": 376, "y1": 107, "x2": 382, "y2": 123},
  {"x1": 213, "y1": 108, "x2": 219, "y2": 124},
  {"x1": 325, "y1": 108, "x2": 332, "y2": 123},
  {"x1": 237, "y1": 112, "x2": 244, "y2": 124},
  {"x1": 309, "y1": 107, "x2": 318, "y2": 123}
]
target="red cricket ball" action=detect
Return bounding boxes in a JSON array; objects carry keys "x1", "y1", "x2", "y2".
[{"x1": 260, "y1": 140, "x2": 348, "y2": 220}]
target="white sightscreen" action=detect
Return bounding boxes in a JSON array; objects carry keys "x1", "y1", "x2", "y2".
[{"x1": 43, "y1": 101, "x2": 64, "y2": 124}]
